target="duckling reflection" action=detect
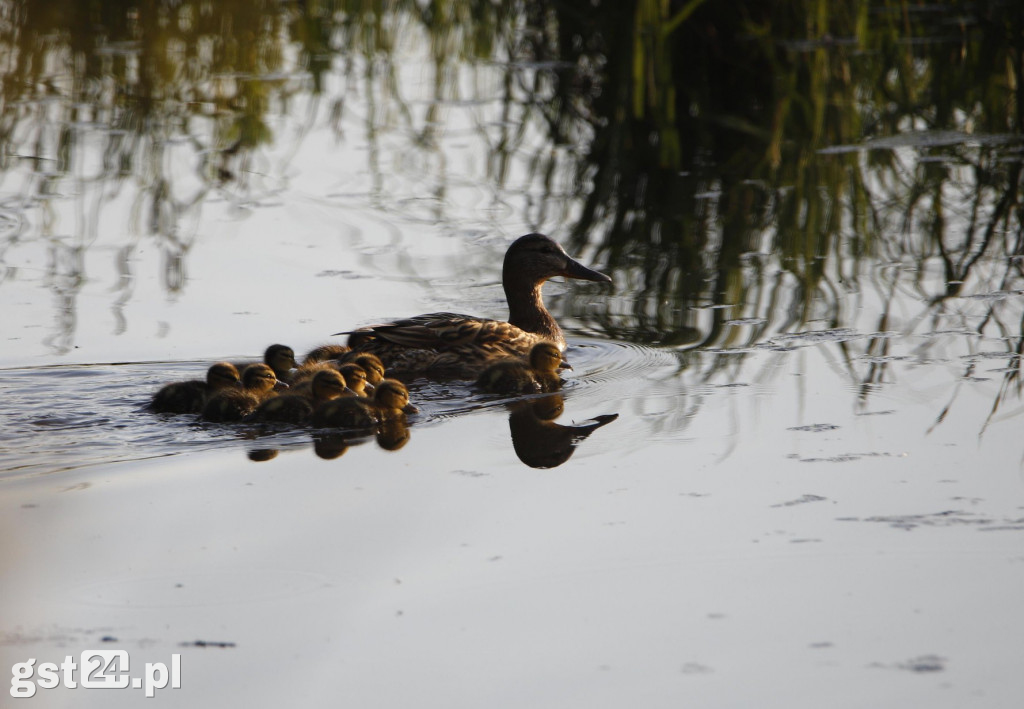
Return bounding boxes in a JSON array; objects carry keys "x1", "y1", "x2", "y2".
[
  {"x1": 150, "y1": 362, "x2": 240, "y2": 414},
  {"x1": 247, "y1": 448, "x2": 279, "y2": 462},
  {"x1": 376, "y1": 420, "x2": 411, "y2": 451},
  {"x1": 313, "y1": 432, "x2": 350, "y2": 459},
  {"x1": 507, "y1": 394, "x2": 618, "y2": 469},
  {"x1": 203, "y1": 363, "x2": 282, "y2": 422},
  {"x1": 231, "y1": 344, "x2": 297, "y2": 383},
  {"x1": 476, "y1": 341, "x2": 566, "y2": 395}
]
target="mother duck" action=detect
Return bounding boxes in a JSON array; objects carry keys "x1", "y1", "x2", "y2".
[{"x1": 340, "y1": 233, "x2": 611, "y2": 378}]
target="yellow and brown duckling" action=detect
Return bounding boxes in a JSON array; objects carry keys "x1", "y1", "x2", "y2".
[
  {"x1": 202, "y1": 363, "x2": 282, "y2": 422},
  {"x1": 150, "y1": 362, "x2": 241, "y2": 414},
  {"x1": 338, "y1": 233, "x2": 611, "y2": 378},
  {"x1": 289, "y1": 360, "x2": 341, "y2": 395},
  {"x1": 311, "y1": 378, "x2": 416, "y2": 429},
  {"x1": 250, "y1": 369, "x2": 348, "y2": 424},
  {"x1": 231, "y1": 344, "x2": 297, "y2": 383},
  {"x1": 337, "y1": 363, "x2": 370, "y2": 397},
  {"x1": 476, "y1": 341, "x2": 567, "y2": 395},
  {"x1": 339, "y1": 352, "x2": 385, "y2": 386}
]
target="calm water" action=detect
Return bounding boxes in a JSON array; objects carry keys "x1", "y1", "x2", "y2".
[{"x1": 2, "y1": 2, "x2": 1023, "y2": 707}]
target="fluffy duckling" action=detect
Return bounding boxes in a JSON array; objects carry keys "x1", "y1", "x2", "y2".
[
  {"x1": 312, "y1": 378, "x2": 416, "y2": 428},
  {"x1": 202, "y1": 363, "x2": 282, "y2": 422},
  {"x1": 250, "y1": 369, "x2": 348, "y2": 424},
  {"x1": 337, "y1": 363, "x2": 369, "y2": 397},
  {"x1": 150, "y1": 362, "x2": 241, "y2": 414},
  {"x1": 289, "y1": 360, "x2": 341, "y2": 395},
  {"x1": 339, "y1": 352, "x2": 386, "y2": 386},
  {"x1": 302, "y1": 343, "x2": 351, "y2": 365},
  {"x1": 476, "y1": 341, "x2": 566, "y2": 395},
  {"x1": 232, "y1": 344, "x2": 297, "y2": 383}
]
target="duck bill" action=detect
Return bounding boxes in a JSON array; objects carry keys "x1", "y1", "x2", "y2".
[
  {"x1": 402, "y1": 403, "x2": 419, "y2": 414},
  {"x1": 273, "y1": 380, "x2": 290, "y2": 391},
  {"x1": 561, "y1": 257, "x2": 612, "y2": 283},
  {"x1": 558, "y1": 360, "x2": 573, "y2": 371}
]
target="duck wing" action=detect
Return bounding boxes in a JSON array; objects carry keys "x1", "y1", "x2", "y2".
[{"x1": 347, "y1": 312, "x2": 522, "y2": 350}]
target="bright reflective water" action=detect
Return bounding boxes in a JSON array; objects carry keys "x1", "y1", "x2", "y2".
[{"x1": 1, "y1": 2, "x2": 1023, "y2": 707}]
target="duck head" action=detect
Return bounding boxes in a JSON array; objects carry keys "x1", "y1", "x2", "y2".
[{"x1": 502, "y1": 233, "x2": 612, "y2": 288}]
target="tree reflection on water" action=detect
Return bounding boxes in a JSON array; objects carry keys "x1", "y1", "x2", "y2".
[{"x1": 1, "y1": 0, "x2": 1022, "y2": 435}]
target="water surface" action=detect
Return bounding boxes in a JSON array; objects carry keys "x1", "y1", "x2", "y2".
[{"x1": 1, "y1": 2, "x2": 1023, "y2": 707}]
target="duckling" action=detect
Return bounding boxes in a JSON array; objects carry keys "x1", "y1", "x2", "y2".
[
  {"x1": 202, "y1": 363, "x2": 282, "y2": 422},
  {"x1": 302, "y1": 343, "x2": 351, "y2": 365},
  {"x1": 150, "y1": 362, "x2": 241, "y2": 414},
  {"x1": 337, "y1": 363, "x2": 370, "y2": 397},
  {"x1": 476, "y1": 341, "x2": 566, "y2": 395},
  {"x1": 292, "y1": 344, "x2": 348, "y2": 384},
  {"x1": 339, "y1": 352, "x2": 385, "y2": 386},
  {"x1": 231, "y1": 344, "x2": 297, "y2": 383},
  {"x1": 338, "y1": 233, "x2": 611, "y2": 377},
  {"x1": 289, "y1": 360, "x2": 342, "y2": 395},
  {"x1": 250, "y1": 369, "x2": 348, "y2": 424},
  {"x1": 312, "y1": 378, "x2": 416, "y2": 428}
]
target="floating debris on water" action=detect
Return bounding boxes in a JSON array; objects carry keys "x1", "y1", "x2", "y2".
[{"x1": 787, "y1": 423, "x2": 840, "y2": 432}]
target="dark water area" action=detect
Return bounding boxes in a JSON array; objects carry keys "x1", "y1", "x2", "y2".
[{"x1": 2, "y1": 2, "x2": 1024, "y2": 707}]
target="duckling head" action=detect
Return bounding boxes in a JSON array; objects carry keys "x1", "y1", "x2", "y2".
[
  {"x1": 338, "y1": 363, "x2": 368, "y2": 396},
  {"x1": 311, "y1": 369, "x2": 347, "y2": 401},
  {"x1": 374, "y1": 378, "x2": 417, "y2": 413},
  {"x1": 503, "y1": 233, "x2": 612, "y2": 287},
  {"x1": 351, "y1": 353, "x2": 385, "y2": 384},
  {"x1": 528, "y1": 342, "x2": 566, "y2": 373},
  {"x1": 207, "y1": 362, "x2": 242, "y2": 390},
  {"x1": 242, "y1": 363, "x2": 281, "y2": 394},
  {"x1": 264, "y1": 344, "x2": 297, "y2": 377}
]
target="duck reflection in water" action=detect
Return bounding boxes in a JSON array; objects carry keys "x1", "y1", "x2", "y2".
[{"x1": 507, "y1": 394, "x2": 618, "y2": 469}]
